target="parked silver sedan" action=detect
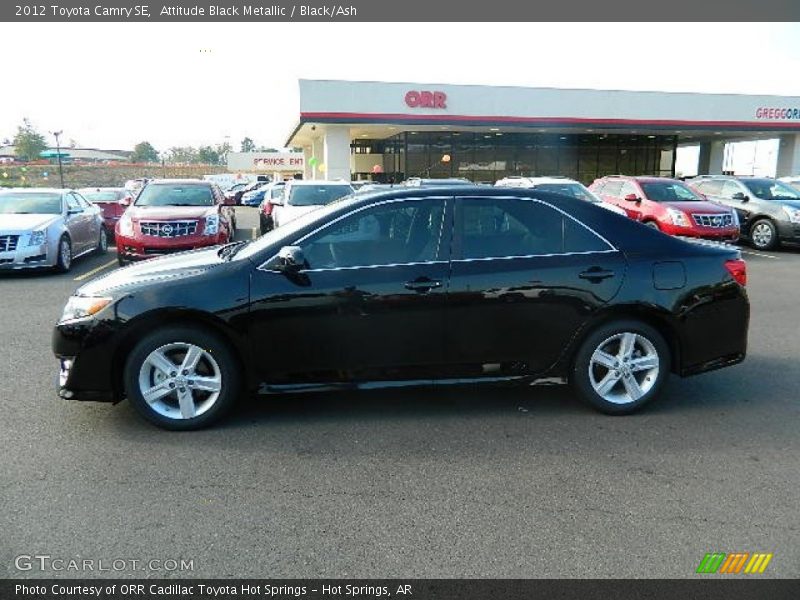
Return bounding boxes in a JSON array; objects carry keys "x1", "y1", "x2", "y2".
[{"x1": 0, "y1": 188, "x2": 107, "y2": 272}]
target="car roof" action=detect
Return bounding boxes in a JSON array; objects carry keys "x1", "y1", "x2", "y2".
[
  {"x1": 517, "y1": 177, "x2": 583, "y2": 185},
  {"x1": 145, "y1": 179, "x2": 212, "y2": 185},
  {"x1": 286, "y1": 179, "x2": 353, "y2": 186},
  {"x1": 79, "y1": 187, "x2": 124, "y2": 191}
]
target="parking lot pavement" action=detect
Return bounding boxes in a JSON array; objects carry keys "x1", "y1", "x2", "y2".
[{"x1": 0, "y1": 223, "x2": 798, "y2": 579}]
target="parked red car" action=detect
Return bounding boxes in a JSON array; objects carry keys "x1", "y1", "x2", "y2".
[
  {"x1": 115, "y1": 179, "x2": 236, "y2": 265},
  {"x1": 78, "y1": 187, "x2": 134, "y2": 239},
  {"x1": 589, "y1": 176, "x2": 739, "y2": 241}
]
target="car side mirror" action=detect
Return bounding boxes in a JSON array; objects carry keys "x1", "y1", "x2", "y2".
[
  {"x1": 731, "y1": 192, "x2": 749, "y2": 202},
  {"x1": 67, "y1": 207, "x2": 83, "y2": 215},
  {"x1": 119, "y1": 196, "x2": 132, "y2": 207},
  {"x1": 624, "y1": 193, "x2": 640, "y2": 202},
  {"x1": 275, "y1": 246, "x2": 306, "y2": 273}
]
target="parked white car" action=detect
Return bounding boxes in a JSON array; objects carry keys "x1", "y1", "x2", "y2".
[
  {"x1": 495, "y1": 176, "x2": 628, "y2": 216},
  {"x1": 272, "y1": 180, "x2": 355, "y2": 228},
  {"x1": 0, "y1": 188, "x2": 107, "y2": 272}
]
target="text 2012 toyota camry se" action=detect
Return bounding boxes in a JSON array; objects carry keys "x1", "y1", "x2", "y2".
[{"x1": 53, "y1": 186, "x2": 750, "y2": 430}]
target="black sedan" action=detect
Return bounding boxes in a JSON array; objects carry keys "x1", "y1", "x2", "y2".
[{"x1": 53, "y1": 186, "x2": 750, "y2": 429}]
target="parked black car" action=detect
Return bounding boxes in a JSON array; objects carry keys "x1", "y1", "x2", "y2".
[
  {"x1": 688, "y1": 176, "x2": 800, "y2": 250},
  {"x1": 53, "y1": 186, "x2": 749, "y2": 430}
]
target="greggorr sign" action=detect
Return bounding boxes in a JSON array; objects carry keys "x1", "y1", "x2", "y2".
[
  {"x1": 405, "y1": 90, "x2": 447, "y2": 109},
  {"x1": 227, "y1": 152, "x2": 305, "y2": 172}
]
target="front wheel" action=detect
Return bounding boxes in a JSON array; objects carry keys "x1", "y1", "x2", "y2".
[
  {"x1": 96, "y1": 227, "x2": 108, "y2": 254},
  {"x1": 572, "y1": 320, "x2": 670, "y2": 415},
  {"x1": 749, "y1": 218, "x2": 778, "y2": 251},
  {"x1": 123, "y1": 326, "x2": 241, "y2": 430},
  {"x1": 644, "y1": 221, "x2": 660, "y2": 230},
  {"x1": 55, "y1": 235, "x2": 72, "y2": 273}
]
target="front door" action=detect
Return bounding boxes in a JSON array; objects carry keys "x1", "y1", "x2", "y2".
[
  {"x1": 445, "y1": 195, "x2": 627, "y2": 376},
  {"x1": 248, "y1": 197, "x2": 451, "y2": 385}
]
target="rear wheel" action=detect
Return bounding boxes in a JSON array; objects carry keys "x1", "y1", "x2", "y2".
[
  {"x1": 572, "y1": 320, "x2": 670, "y2": 415},
  {"x1": 749, "y1": 218, "x2": 778, "y2": 251},
  {"x1": 123, "y1": 326, "x2": 240, "y2": 430},
  {"x1": 644, "y1": 221, "x2": 660, "y2": 230}
]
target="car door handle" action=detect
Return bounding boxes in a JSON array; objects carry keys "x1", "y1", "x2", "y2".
[
  {"x1": 579, "y1": 268, "x2": 615, "y2": 282},
  {"x1": 404, "y1": 277, "x2": 442, "y2": 292}
]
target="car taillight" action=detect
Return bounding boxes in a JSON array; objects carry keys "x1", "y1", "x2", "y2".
[{"x1": 724, "y1": 259, "x2": 747, "y2": 286}]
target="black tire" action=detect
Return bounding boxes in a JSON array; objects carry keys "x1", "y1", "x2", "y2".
[
  {"x1": 123, "y1": 325, "x2": 241, "y2": 430},
  {"x1": 96, "y1": 227, "x2": 108, "y2": 254},
  {"x1": 117, "y1": 255, "x2": 127, "y2": 267},
  {"x1": 749, "y1": 218, "x2": 779, "y2": 251},
  {"x1": 572, "y1": 319, "x2": 670, "y2": 415},
  {"x1": 644, "y1": 221, "x2": 660, "y2": 230},
  {"x1": 55, "y1": 235, "x2": 72, "y2": 273}
]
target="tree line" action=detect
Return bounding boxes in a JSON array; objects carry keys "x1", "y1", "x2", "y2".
[{"x1": 7, "y1": 119, "x2": 285, "y2": 165}]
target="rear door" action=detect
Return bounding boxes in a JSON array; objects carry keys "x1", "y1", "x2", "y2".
[
  {"x1": 64, "y1": 193, "x2": 93, "y2": 253},
  {"x1": 445, "y1": 195, "x2": 627, "y2": 376}
]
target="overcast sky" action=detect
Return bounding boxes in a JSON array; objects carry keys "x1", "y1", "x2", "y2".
[{"x1": 2, "y1": 22, "x2": 800, "y2": 152}]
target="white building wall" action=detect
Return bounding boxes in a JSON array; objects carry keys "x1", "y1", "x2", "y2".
[
  {"x1": 323, "y1": 125, "x2": 351, "y2": 181},
  {"x1": 776, "y1": 134, "x2": 800, "y2": 176}
]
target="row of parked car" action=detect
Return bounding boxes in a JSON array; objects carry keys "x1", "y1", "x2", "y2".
[{"x1": 4, "y1": 171, "x2": 800, "y2": 274}]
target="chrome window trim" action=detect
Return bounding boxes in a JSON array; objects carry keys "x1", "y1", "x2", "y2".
[
  {"x1": 451, "y1": 249, "x2": 619, "y2": 264},
  {"x1": 301, "y1": 260, "x2": 449, "y2": 274},
  {"x1": 456, "y1": 194, "x2": 619, "y2": 253},
  {"x1": 257, "y1": 196, "x2": 451, "y2": 272}
]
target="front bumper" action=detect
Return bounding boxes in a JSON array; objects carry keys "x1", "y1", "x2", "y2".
[
  {"x1": 776, "y1": 220, "x2": 800, "y2": 242},
  {"x1": 663, "y1": 223, "x2": 740, "y2": 242},
  {"x1": 53, "y1": 318, "x2": 118, "y2": 402},
  {"x1": 115, "y1": 232, "x2": 225, "y2": 261},
  {"x1": 0, "y1": 238, "x2": 55, "y2": 270}
]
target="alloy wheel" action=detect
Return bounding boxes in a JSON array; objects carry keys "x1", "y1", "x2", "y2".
[
  {"x1": 751, "y1": 222, "x2": 773, "y2": 248},
  {"x1": 588, "y1": 332, "x2": 660, "y2": 405},
  {"x1": 137, "y1": 342, "x2": 222, "y2": 420},
  {"x1": 60, "y1": 238, "x2": 72, "y2": 270}
]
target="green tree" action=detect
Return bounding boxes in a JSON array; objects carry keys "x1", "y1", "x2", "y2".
[
  {"x1": 240, "y1": 137, "x2": 256, "y2": 152},
  {"x1": 197, "y1": 145, "x2": 220, "y2": 165},
  {"x1": 13, "y1": 118, "x2": 47, "y2": 162},
  {"x1": 166, "y1": 146, "x2": 198, "y2": 164},
  {"x1": 132, "y1": 141, "x2": 159, "y2": 163},
  {"x1": 215, "y1": 142, "x2": 231, "y2": 165}
]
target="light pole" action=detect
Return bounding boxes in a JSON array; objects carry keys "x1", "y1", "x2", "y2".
[{"x1": 51, "y1": 130, "x2": 65, "y2": 188}]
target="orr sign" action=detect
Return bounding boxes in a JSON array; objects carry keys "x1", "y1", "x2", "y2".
[
  {"x1": 404, "y1": 90, "x2": 447, "y2": 109},
  {"x1": 227, "y1": 152, "x2": 305, "y2": 172}
]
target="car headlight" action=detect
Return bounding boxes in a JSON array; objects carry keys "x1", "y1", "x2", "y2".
[
  {"x1": 204, "y1": 214, "x2": 220, "y2": 235},
  {"x1": 60, "y1": 296, "x2": 113, "y2": 323},
  {"x1": 118, "y1": 214, "x2": 134, "y2": 236},
  {"x1": 781, "y1": 205, "x2": 800, "y2": 224},
  {"x1": 28, "y1": 229, "x2": 46, "y2": 246},
  {"x1": 667, "y1": 207, "x2": 690, "y2": 227}
]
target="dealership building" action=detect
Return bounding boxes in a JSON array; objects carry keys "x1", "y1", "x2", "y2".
[{"x1": 284, "y1": 79, "x2": 800, "y2": 184}]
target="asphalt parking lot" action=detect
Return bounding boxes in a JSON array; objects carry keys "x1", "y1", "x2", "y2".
[{"x1": 1, "y1": 207, "x2": 798, "y2": 579}]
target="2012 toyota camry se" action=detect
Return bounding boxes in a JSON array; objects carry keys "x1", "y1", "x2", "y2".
[{"x1": 53, "y1": 186, "x2": 750, "y2": 430}]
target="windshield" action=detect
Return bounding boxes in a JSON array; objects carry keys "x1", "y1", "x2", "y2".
[
  {"x1": 0, "y1": 192, "x2": 62, "y2": 214},
  {"x1": 80, "y1": 190, "x2": 122, "y2": 202},
  {"x1": 287, "y1": 185, "x2": 353, "y2": 207},
  {"x1": 533, "y1": 183, "x2": 601, "y2": 203},
  {"x1": 744, "y1": 179, "x2": 800, "y2": 200},
  {"x1": 640, "y1": 181, "x2": 702, "y2": 202},
  {"x1": 135, "y1": 184, "x2": 214, "y2": 207},
  {"x1": 236, "y1": 196, "x2": 360, "y2": 260}
]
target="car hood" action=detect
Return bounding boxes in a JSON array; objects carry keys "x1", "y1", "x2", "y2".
[
  {"x1": 78, "y1": 246, "x2": 224, "y2": 296},
  {"x1": 126, "y1": 206, "x2": 215, "y2": 220},
  {"x1": 663, "y1": 200, "x2": 731, "y2": 214},
  {"x1": 0, "y1": 213, "x2": 61, "y2": 232}
]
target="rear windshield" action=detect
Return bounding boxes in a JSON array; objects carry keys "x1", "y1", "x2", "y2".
[
  {"x1": 81, "y1": 190, "x2": 122, "y2": 202},
  {"x1": 0, "y1": 192, "x2": 62, "y2": 214},
  {"x1": 640, "y1": 181, "x2": 701, "y2": 202},
  {"x1": 288, "y1": 185, "x2": 353, "y2": 207},
  {"x1": 743, "y1": 179, "x2": 800, "y2": 200},
  {"x1": 533, "y1": 183, "x2": 601, "y2": 203},
  {"x1": 135, "y1": 184, "x2": 214, "y2": 207}
]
